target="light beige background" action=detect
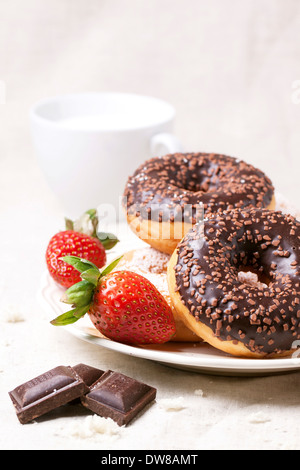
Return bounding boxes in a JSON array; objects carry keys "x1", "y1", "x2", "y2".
[
  {"x1": 0, "y1": 0, "x2": 300, "y2": 206},
  {"x1": 1, "y1": 0, "x2": 300, "y2": 451}
]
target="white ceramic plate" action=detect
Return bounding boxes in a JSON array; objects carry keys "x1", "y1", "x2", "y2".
[
  {"x1": 38, "y1": 268, "x2": 300, "y2": 377},
  {"x1": 38, "y1": 203, "x2": 300, "y2": 377}
]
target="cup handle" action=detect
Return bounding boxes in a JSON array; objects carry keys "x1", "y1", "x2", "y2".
[{"x1": 150, "y1": 132, "x2": 184, "y2": 157}]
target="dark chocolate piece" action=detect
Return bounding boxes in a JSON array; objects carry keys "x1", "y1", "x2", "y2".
[
  {"x1": 68, "y1": 363, "x2": 105, "y2": 404},
  {"x1": 72, "y1": 363, "x2": 104, "y2": 388},
  {"x1": 81, "y1": 370, "x2": 156, "y2": 426},
  {"x1": 8, "y1": 365, "x2": 88, "y2": 424}
]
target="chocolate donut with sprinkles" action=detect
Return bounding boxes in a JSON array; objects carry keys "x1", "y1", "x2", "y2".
[
  {"x1": 123, "y1": 153, "x2": 275, "y2": 255},
  {"x1": 167, "y1": 208, "x2": 300, "y2": 358}
]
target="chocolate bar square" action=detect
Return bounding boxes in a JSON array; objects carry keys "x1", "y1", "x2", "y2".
[
  {"x1": 72, "y1": 363, "x2": 104, "y2": 388},
  {"x1": 81, "y1": 370, "x2": 157, "y2": 426},
  {"x1": 8, "y1": 365, "x2": 88, "y2": 424}
]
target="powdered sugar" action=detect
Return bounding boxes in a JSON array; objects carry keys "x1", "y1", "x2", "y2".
[
  {"x1": 116, "y1": 247, "x2": 171, "y2": 299},
  {"x1": 130, "y1": 247, "x2": 170, "y2": 274}
]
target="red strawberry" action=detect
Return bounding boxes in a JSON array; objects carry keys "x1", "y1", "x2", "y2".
[
  {"x1": 46, "y1": 209, "x2": 118, "y2": 288},
  {"x1": 46, "y1": 230, "x2": 107, "y2": 288},
  {"x1": 50, "y1": 256, "x2": 176, "y2": 345}
]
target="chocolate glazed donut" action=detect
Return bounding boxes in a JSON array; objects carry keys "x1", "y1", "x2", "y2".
[
  {"x1": 167, "y1": 208, "x2": 300, "y2": 358},
  {"x1": 123, "y1": 153, "x2": 275, "y2": 254}
]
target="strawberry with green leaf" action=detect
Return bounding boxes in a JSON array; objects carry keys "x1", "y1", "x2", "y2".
[
  {"x1": 46, "y1": 209, "x2": 119, "y2": 289},
  {"x1": 50, "y1": 256, "x2": 176, "y2": 345}
]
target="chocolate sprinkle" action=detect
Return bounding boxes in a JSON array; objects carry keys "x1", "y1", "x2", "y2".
[
  {"x1": 123, "y1": 153, "x2": 274, "y2": 223},
  {"x1": 174, "y1": 208, "x2": 300, "y2": 355}
]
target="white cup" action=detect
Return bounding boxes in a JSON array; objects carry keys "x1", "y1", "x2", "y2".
[{"x1": 30, "y1": 92, "x2": 183, "y2": 218}]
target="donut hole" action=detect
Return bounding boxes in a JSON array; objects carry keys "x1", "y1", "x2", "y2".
[
  {"x1": 173, "y1": 162, "x2": 223, "y2": 194},
  {"x1": 187, "y1": 180, "x2": 208, "y2": 193},
  {"x1": 185, "y1": 174, "x2": 220, "y2": 194},
  {"x1": 232, "y1": 240, "x2": 275, "y2": 289}
]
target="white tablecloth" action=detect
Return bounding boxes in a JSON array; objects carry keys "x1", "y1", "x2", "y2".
[
  {"x1": 1, "y1": 0, "x2": 300, "y2": 451},
  {"x1": 1, "y1": 154, "x2": 300, "y2": 452}
]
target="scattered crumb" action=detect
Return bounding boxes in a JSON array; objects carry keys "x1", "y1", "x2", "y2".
[
  {"x1": 194, "y1": 389, "x2": 204, "y2": 397},
  {"x1": 66, "y1": 415, "x2": 121, "y2": 439},
  {"x1": 158, "y1": 397, "x2": 186, "y2": 411},
  {"x1": 279, "y1": 439, "x2": 300, "y2": 450},
  {"x1": 2, "y1": 305, "x2": 25, "y2": 323},
  {"x1": 247, "y1": 411, "x2": 271, "y2": 424}
]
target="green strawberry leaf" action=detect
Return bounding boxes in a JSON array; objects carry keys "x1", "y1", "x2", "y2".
[
  {"x1": 51, "y1": 255, "x2": 123, "y2": 328},
  {"x1": 61, "y1": 256, "x2": 99, "y2": 273},
  {"x1": 80, "y1": 268, "x2": 101, "y2": 286},
  {"x1": 85, "y1": 209, "x2": 99, "y2": 237},
  {"x1": 100, "y1": 256, "x2": 123, "y2": 278},
  {"x1": 65, "y1": 208, "x2": 98, "y2": 236},
  {"x1": 97, "y1": 232, "x2": 120, "y2": 250},
  {"x1": 85, "y1": 208, "x2": 97, "y2": 219},
  {"x1": 64, "y1": 208, "x2": 119, "y2": 250},
  {"x1": 61, "y1": 280, "x2": 95, "y2": 307},
  {"x1": 50, "y1": 304, "x2": 90, "y2": 326},
  {"x1": 64, "y1": 217, "x2": 74, "y2": 231}
]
